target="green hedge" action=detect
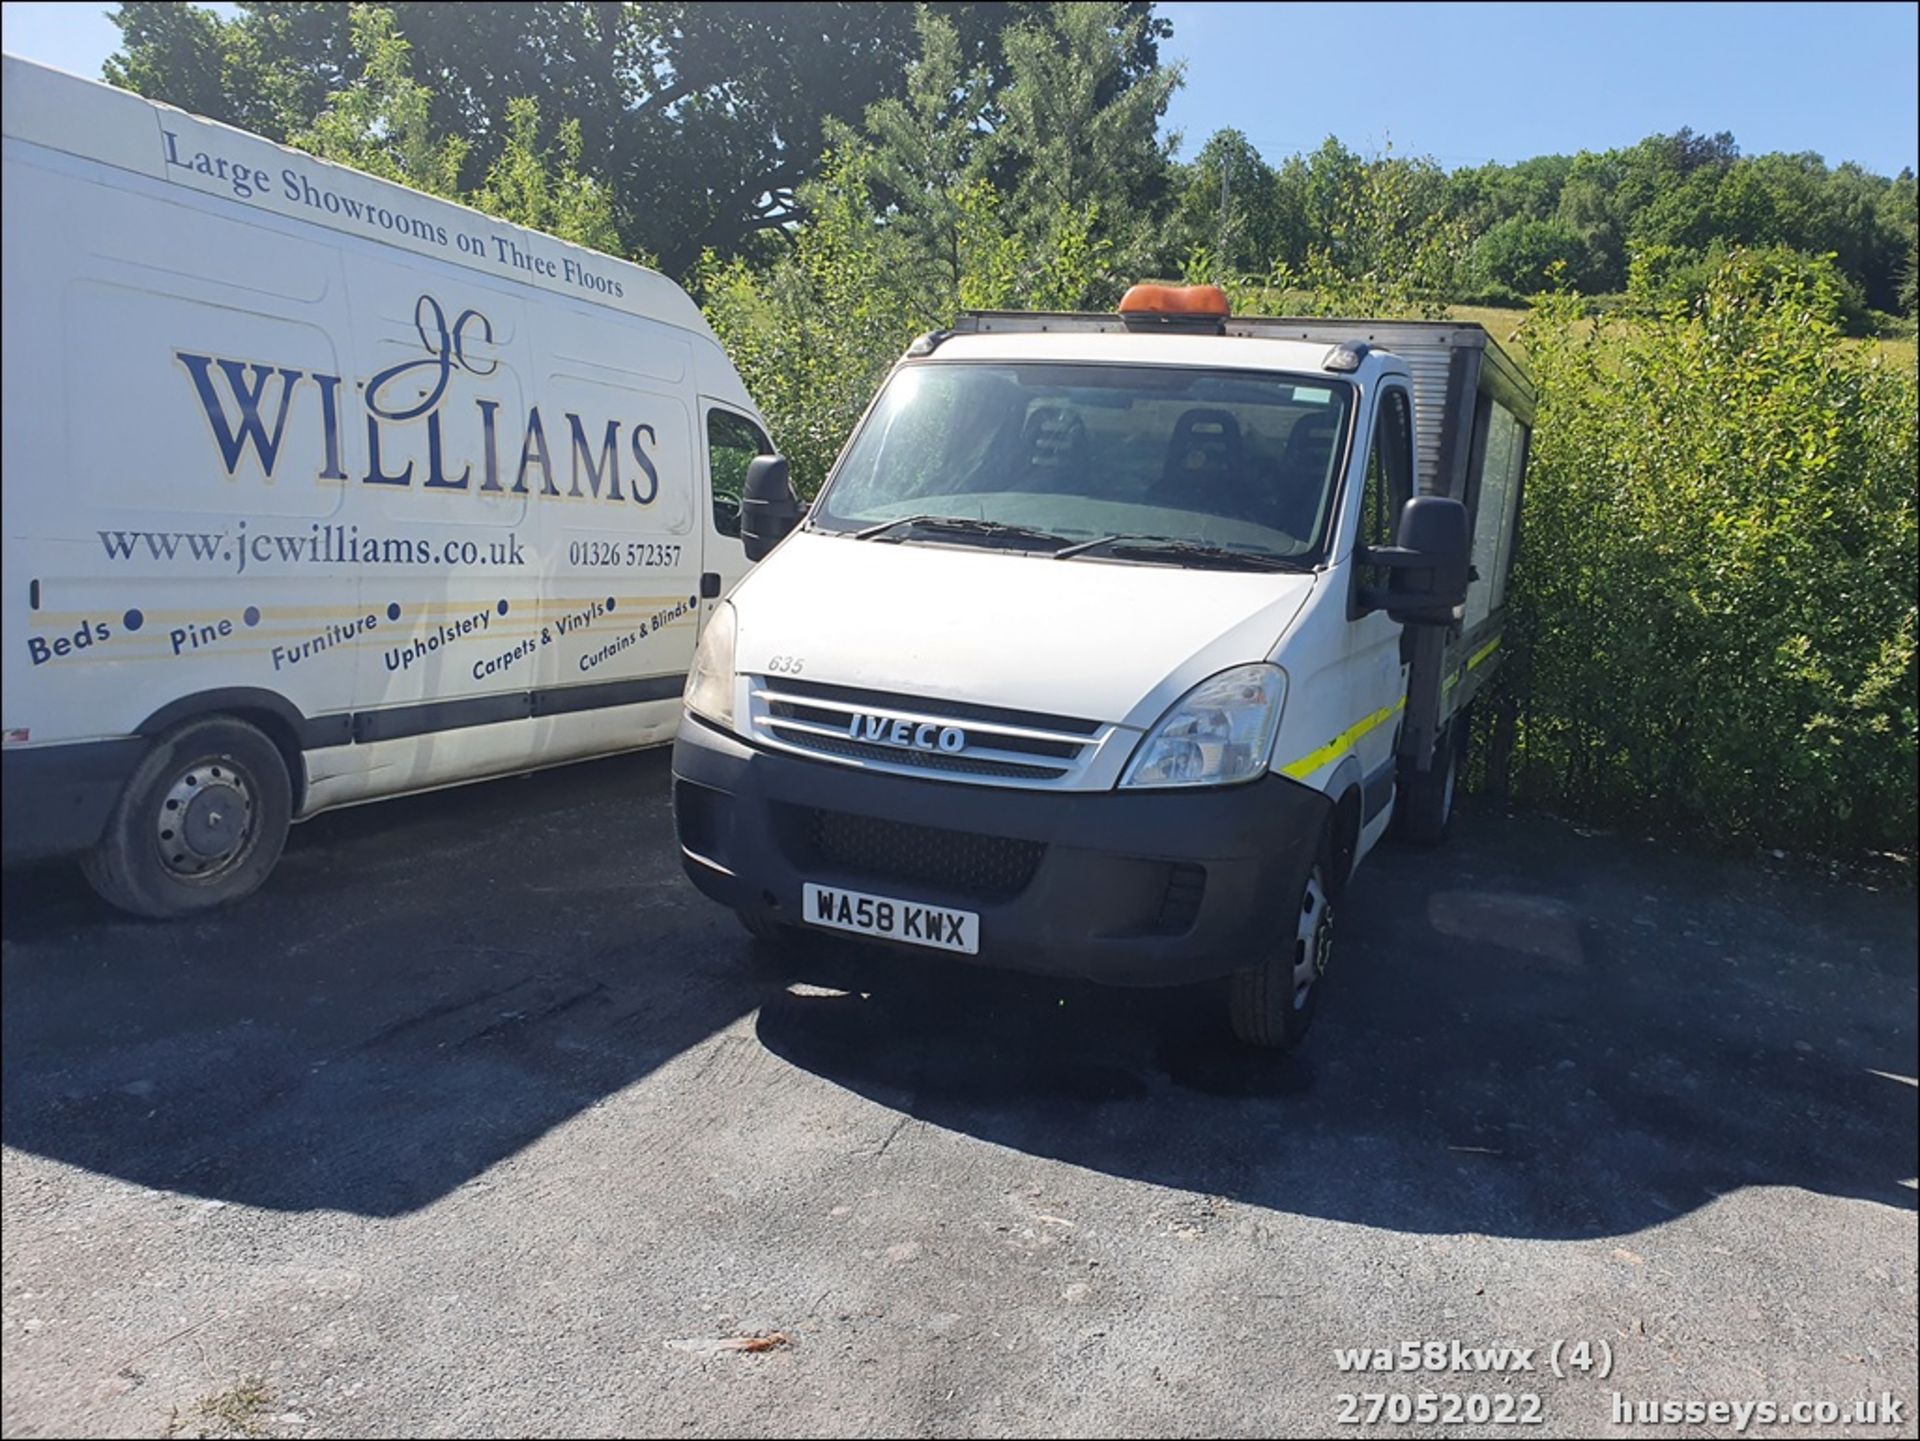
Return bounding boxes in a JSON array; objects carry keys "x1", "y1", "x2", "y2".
[{"x1": 1495, "y1": 251, "x2": 1918, "y2": 856}]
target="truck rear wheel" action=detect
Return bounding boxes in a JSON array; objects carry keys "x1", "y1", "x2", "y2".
[
  {"x1": 81, "y1": 717, "x2": 292, "y2": 919},
  {"x1": 1394, "y1": 709, "x2": 1467, "y2": 847},
  {"x1": 1228, "y1": 843, "x2": 1335, "y2": 1050}
]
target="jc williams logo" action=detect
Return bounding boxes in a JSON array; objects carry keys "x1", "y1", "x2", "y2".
[{"x1": 175, "y1": 293, "x2": 662, "y2": 504}]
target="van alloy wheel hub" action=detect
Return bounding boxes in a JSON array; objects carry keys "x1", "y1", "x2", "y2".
[
  {"x1": 1291, "y1": 871, "x2": 1332, "y2": 1010},
  {"x1": 156, "y1": 761, "x2": 254, "y2": 877}
]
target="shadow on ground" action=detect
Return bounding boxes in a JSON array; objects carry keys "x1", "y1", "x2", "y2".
[
  {"x1": 2, "y1": 751, "x2": 759, "y2": 1216},
  {"x1": 756, "y1": 805, "x2": 1918, "y2": 1238},
  {"x1": 5, "y1": 747, "x2": 1915, "y2": 1237}
]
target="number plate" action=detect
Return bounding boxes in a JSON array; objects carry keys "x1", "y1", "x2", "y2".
[{"x1": 801, "y1": 883, "x2": 979, "y2": 954}]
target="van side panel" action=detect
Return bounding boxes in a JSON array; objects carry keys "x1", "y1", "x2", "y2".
[
  {"x1": 338, "y1": 255, "x2": 543, "y2": 745},
  {"x1": 3, "y1": 141, "x2": 712, "y2": 781},
  {"x1": 528, "y1": 303, "x2": 702, "y2": 709},
  {"x1": 3, "y1": 147, "x2": 326, "y2": 753},
  {"x1": 3, "y1": 61, "x2": 771, "y2": 864},
  {"x1": 301, "y1": 698, "x2": 682, "y2": 813},
  {"x1": 14, "y1": 152, "x2": 361, "y2": 748}
]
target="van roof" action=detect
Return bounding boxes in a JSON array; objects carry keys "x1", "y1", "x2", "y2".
[
  {"x1": 0, "y1": 53, "x2": 713, "y2": 340},
  {"x1": 920, "y1": 329, "x2": 1404, "y2": 379}
]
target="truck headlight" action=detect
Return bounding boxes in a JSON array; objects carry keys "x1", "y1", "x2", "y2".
[
  {"x1": 1120, "y1": 663, "x2": 1287, "y2": 789},
  {"x1": 684, "y1": 601, "x2": 738, "y2": 728}
]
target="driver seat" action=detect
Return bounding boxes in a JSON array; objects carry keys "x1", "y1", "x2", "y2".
[
  {"x1": 1020, "y1": 405, "x2": 1089, "y2": 493},
  {"x1": 1149, "y1": 408, "x2": 1248, "y2": 512},
  {"x1": 1270, "y1": 410, "x2": 1339, "y2": 537}
]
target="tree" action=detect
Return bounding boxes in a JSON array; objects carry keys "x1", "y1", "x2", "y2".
[
  {"x1": 992, "y1": 1, "x2": 1181, "y2": 301},
  {"x1": 1263, "y1": 140, "x2": 1466, "y2": 316},
  {"x1": 105, "y1": 1, "x2": 275, "y2": 134},
  {"x1": 105, "y1": 3, "x2": 1914, "y2": 319},
  {"x1": 702, "y1": 6, "x2": 1176, "y2": 490},
  {"x1": 1164, "y1": 129, "x2": 1288, "y2": 282},
  {"x1": 1554, "y1": 160, "x2": 1626, "y2": 292},
  {"x1": 1281, "y1": 137, "x2": 1366, "y2": 256},
  {"x1": 470, "y1": 98, "x2": 624, "y2": 255},
  {"x1": 290, "y1": 5, "x2": 466, "y2": 199},
  {"x1": 107, "y1": 2, "x2": 365, "y2": 141},
  {"x1": 1513, "y1": 256, "x2": 1917, "y2": 849},
  {"x1": 1446, "y1": 153, "x2": 1573, "y2": 234},
  {"x1": 1470, "y1": 216, "x2": 1588, "y2": 297},
  {"x1": 270, "y1": 6, "x2": 618, "y2": 254},
  {"x1": 853, "y1": 10, "x2": 998, "y2": 302},
  {"x1": 701, "y1": 146, "x2": 920, "y2": 497},
  {"x1": 106, "y1": 1, "x2": 1173, "y2": 281}
]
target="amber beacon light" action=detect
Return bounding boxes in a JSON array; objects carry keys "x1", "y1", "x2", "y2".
[{"x1": 1115, "y1": 283, "x2": 1232, "y2": 318}]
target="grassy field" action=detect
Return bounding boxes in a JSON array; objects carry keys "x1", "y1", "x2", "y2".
[
  {"x1": 1445, "y1": 303, "x2": 1534, "y2": 344},
  {"x1": 1445, "y1": 301, "x2": 1918, "y2": 369}
]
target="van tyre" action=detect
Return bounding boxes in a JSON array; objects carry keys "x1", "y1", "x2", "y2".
[
  {"x1": 81, "y1": 717, "x2": 292, "y2": 919},
  {"x1": 1228, "y1": 841, "x2": 1335, "y2": 1050}
]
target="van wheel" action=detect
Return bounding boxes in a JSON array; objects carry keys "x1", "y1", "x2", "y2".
[
  {"x1": 1394, "y1": 713, "x2": 1465, "y2": 847},
  {"x1": 1228, "y1": 848, "x2": 1335, "y2": 1050},
  {"x1": 81, "y1": 717, "x2": 291, "y2": 919}
]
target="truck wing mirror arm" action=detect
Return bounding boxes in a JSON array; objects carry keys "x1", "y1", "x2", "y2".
[{"x1": 1355, "y1": 544, "x2": 1428, "y2": 570}]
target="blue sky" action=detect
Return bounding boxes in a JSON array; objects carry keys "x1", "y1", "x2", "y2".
[
  {"x1": 1158, "y1": 1, "x2": 1918, "y2": 174},
  {"x1": 3, "y1": 1, "x2": 1915, "y2": 176}
]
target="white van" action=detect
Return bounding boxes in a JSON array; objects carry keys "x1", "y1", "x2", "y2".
[
  {"x1": 673, "y1": 286, "x2": 1532, "y2": 1048},
  {"x1": 1, "y1": 56, "x2": 771, "y2": 916}
]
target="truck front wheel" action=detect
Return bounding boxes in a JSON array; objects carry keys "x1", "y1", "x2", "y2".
[
  {"x1": 81, "y1": 717, "x2": 292, "y2": 919},
  {"x1": 1228, "y1": 843, "x2": 1335, "y2": 1050}
]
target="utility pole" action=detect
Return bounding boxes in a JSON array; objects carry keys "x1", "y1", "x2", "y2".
[{"x1": 1219, "y1": 151, "x2": 1231, "y2": 271}]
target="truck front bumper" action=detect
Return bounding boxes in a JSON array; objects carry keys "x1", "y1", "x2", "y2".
[
  {"x1": 2, "y1": 738, "x2": 146, "y2": 863},
  {"x1": 672, "y1": 715, "x2": 1332, "y2": 987}
]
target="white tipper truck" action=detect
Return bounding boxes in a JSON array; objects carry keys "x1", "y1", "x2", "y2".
[{"x1": 672, "y1": 284, "x2": 1533, "y2": 1048}]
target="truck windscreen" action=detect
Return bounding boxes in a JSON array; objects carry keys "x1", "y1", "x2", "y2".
[{"x1": 811, "y1": 363, "x2": 1355, "y2": 561}]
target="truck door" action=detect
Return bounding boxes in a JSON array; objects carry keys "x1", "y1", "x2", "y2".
[
  {"x1": 699, "y1": 405, "x2": 771, "y2": 606},
  {"x1": 1348, "y1": 382, "x2": 1416, "y2": 851}
]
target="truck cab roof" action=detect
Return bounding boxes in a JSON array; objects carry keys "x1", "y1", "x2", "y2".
[
  {"x1": 920, "y1": 329, "x2": 1409, "y2": 385},
  {"x1": 924, "y1": 303, "x2": 1534, "y2": 501}
]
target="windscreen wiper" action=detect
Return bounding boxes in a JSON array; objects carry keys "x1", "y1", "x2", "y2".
[
  {"x1": 1053, "y1": 533, "x2": 1308, "y2": 571},
  {"x1": 853, "y1": 514, "x2": 1073, "y2": 547}
]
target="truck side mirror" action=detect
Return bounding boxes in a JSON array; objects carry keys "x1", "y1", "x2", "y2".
[
  {"x1": 740, "y1": 455, "x2": 800, "y2": 562},
  {"x1": 1361, "y1": 495, "x2": 1470, "y2": 626},
  {"x1": 1387, "y1": 495, "x2": 1470, "y2": 624}
]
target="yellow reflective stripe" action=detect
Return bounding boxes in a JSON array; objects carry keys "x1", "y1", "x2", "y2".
[
  {"x1": 1282, "y1": 638, "x2": 1498, "y2": 780},
  {"x1": 1446, "y1": 636, "x2": 1503, "y2": 694},
  {"x1": 1278, "y1": 696, "x2": 1406, "y2": 780}
]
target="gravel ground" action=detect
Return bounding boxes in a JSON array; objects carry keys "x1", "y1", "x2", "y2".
[{"x1": 3, "y1": 748, "x2": 1915, "y2": 1439}]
